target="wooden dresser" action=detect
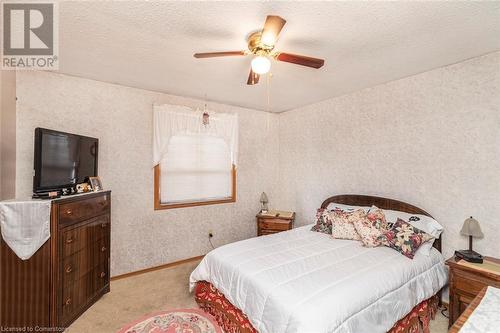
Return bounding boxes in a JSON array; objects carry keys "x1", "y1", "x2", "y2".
[
  {"x1": 448, "y1": 287, "x2": 487, "y2": 333},
  {"x1": 446, "y1": 256, "x2": 500, "y2": 327},
  {"x1": 257, "y1": 212, "x2": 295, "y2": 236},
  {"x1": 0, "y1": 191, "x2": 111, "y2": 330}
]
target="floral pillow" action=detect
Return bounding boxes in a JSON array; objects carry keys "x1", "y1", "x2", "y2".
[
  {"x1": 378, "y1": 218, "x2": 433, "y2": 259},
  {"x1": 352, "y1": 207, "x2": 389, "y2": 247},
  {"x1": 310, "y1": 208, "x2": 333, "y2": 234},
  {"x1": 330, "y1": 208, "x2": 363, "y2": 241}
]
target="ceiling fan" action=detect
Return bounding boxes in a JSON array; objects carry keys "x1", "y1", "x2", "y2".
[{"x1": 194, "y1": 15, "x2": 325, "y2": 85}]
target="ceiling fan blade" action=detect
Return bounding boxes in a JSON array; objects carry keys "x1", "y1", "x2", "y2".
[
  {"x1": 194, "y1": 51, "x2": 245, "y2": 58},
  {"x1": 247, "y1": 69, "x2": 260, "y2": 85},
  {"x1": 261, "y1": 15, "x2": 286, "y2": 46},
  {"x1": 276, "y1": 52, "x2": 325, "y2": 69}
]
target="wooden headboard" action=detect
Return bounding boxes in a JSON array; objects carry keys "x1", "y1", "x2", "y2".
[{"x1": 321, "y1": 194, "x2": 441, "y2": 252}]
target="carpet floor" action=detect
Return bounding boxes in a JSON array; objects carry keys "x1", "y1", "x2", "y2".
[{"x1": 67, "y1": 259, "x2": 449, "y2": 333}]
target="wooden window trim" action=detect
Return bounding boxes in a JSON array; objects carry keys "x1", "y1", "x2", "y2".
[{"x1": 154, "y1": 164, "x2": 236, "y2": 210}]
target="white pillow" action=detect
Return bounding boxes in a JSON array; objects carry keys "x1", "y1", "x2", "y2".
[
  {"x1": 327, "y1": 202, "x2": 371, "y2": 213},
  {"x1": 383, "y1": 209, "x2": 442, "y2": 257},
  {"x1": 383, "y1": 209, "x2": 443, "y2": 238}
]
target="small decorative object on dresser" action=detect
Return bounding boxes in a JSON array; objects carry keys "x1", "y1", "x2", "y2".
[
  {"x1": 89, "y1": 176, "x2": 103, "y2": 192},
  {"x1": 446, "y1": 255, "x2": 500, "y2": 327},
  {"x1": 76, "y1": 182, "x2": 91, "y2": 193},
  {"x1": 455, "y1": 216, "x2": 484, "y2": 263},
  {"x1": 257, "y1": 210, "x2": 295, "y2": 236}
]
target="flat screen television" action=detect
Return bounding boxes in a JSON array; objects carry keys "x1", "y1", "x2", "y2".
[{"x1": 33, "y1": 128, "x2": 98, "y2": 195}]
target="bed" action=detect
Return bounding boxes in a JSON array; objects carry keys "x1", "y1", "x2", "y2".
[{"x1": 190, "y1": 195, "x2": 448, "y2": 333}]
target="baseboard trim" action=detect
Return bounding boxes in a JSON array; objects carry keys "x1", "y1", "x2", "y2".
[{"x1": 111, "y1": 255, "x2": 205, "y2": 281}]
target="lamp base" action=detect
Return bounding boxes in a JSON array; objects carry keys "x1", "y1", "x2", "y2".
[{"x1": 455, "y1": 250, "x2": 483, "y2": 263}]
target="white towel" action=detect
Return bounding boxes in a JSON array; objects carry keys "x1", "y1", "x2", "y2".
[{"x1": 0, "y1": 200, "x2": 51, "y2": 260}]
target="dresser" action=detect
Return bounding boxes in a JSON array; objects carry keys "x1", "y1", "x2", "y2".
[
  {"x1": 257, "y1": 211, "x2": 295, "y2": 236},
  {"x1": 0, "y1": 191, "x2": 111, "y2": 330},
  {"x1": 446, "y1": 256, "x2": 500, "y2": 327}
]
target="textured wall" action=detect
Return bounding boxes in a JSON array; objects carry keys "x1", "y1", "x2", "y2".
[
  {"x1": 14, "y1": 52, "x2": 500, "y2": 275},
  {"x1": 15, "y1": 71, "x2": 279, "y2": 276},
  {"x1": 277, "y1": 52, "x2": 500, "y2": 260},
  {"x1": 0, "y1": 70, "x2": 17, "y2": 200}
]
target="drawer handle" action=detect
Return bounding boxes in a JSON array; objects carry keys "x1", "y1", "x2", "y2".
[
  {"x1": 101, "y1": 223, "x2": 107, "y2": 228},
  {"x1": 66, "y1": 237, "x2": 74, "y2": 244},
  {"x1": 101, "y1": 246, "x2": 106, "y2": 252},
  {"x1": 65, "y1": 209, "x2": 73, "y2": 215},
  {"x1": 65, "y1": 266, "x2": 73, "y2": 274},
  {"x1": 65, "y1": 298, "x2": 72, "y2": 306},
  {"x1": 99, "y1": 201, "x2": 106, "y2": 206},
  {"x1": 99, "y1": 272, "x2": 106, "y2": 278}
]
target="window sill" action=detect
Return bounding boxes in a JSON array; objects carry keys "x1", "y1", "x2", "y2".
[{"x1": 154, "y1": 197, "x2": 236, "y2": 210}]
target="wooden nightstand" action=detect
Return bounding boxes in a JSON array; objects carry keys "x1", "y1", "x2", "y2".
[
  {"x1": 446, "y1": 256, "x2": 500, "y2": 327},
  {"x1": 256, "y1": 211, "x2": 295, "y2": 236}
]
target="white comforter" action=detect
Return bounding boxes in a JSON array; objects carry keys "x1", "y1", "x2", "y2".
[{"x1": 190, "y1": 225, "x2": 447, "y2": 333}]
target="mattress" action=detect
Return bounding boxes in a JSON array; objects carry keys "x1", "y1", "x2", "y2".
[{"x1": 190, "y1": 225, "x2": 447, "y2": 333}]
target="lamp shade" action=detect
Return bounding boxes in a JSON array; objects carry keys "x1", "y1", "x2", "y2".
[
  {"x1": 460, "y1": 216, "x2": 484, "y2": 238},
  {"x1": 260, "y1": 192, "x2": 268, "y2": 204}
]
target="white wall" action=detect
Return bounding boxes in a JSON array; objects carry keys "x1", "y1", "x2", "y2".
[
  {"x1": 15, "y1": 71, "x2": 280, "y2": 276},
  {"x1": 0, "y1": 70, "x2": 17, "y2": 200},
  {"x1": 0, "y1": 71, "x2": 2, "y2": 199},
  {"x1": 277, "y1": 52, "x2": 500, "y2": 260}
]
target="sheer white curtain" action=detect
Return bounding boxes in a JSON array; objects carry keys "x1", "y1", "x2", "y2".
[{"x1": 153, "y1": 104, "x2": 238, "y2": 204}]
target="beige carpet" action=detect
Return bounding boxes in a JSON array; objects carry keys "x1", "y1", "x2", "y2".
[{"x1": 67, "y1": 259, "x2": 448, "y2": 333}]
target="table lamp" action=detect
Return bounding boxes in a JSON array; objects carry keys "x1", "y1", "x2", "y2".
[
  {"x1": 455, "y1": 216, "x2": 484, "y2": 263},
  {"x1": 260, "y1": 192, "x2": 269, "y2": 213}
]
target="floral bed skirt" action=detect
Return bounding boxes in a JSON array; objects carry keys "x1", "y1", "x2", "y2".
[{"x1": 194, "y1": 281, "x2": 439, "y2": 333}]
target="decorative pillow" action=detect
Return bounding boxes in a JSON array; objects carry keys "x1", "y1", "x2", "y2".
[
  {"x1": 378, "y1": 218, "x2": 433, "y2": 259},
  {"x1": 310, "y1": 208, "x2": 333, "y2": 234},
  {"x1": 352, "y1": 207, "x2": 388, "y2": 247},
  {"x1": 330, "y1": 209, "x2": 364, "y2": 241}
]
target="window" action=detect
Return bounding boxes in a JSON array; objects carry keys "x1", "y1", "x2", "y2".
[
  {"x1": 154, "y1": 134, "x2": 236, "y2": 209},
  {"x1": 153, "y1": 104, "x2": 238, "y2": 210}
]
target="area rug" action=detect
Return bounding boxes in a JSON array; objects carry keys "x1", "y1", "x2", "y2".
[{"x1": 117, "y1": 308, "x2": 222, "y2": 333}]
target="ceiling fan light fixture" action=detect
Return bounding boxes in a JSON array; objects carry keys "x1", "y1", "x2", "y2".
[
  {"x1": 261, "y1": 33, "x2": 276, "y2": 47},
  {"x1": 251, "y1": 55, "x2": 271, "y2": 74}
]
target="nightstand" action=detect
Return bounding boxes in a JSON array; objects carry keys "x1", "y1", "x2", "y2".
[
  {"x1": 256, "y1": 211, "x2": 295, "y2": 236},
  {"x1": 446, "y1": 256, "x2": 500, "y2": 327}
]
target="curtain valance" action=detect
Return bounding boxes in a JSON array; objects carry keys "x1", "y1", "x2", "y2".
[{"x1": 153, "y1": 104, "x2": 239, "y2": 167}]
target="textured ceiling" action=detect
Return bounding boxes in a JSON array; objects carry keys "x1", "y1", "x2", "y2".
[{"x1": 56, "y1": 1, "x2": 500, "y2": 112}]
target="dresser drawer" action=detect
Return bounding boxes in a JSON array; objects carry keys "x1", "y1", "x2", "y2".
[
  {"x1": 59, "y1": 194, "x2": 110, "y2": 225},
  {"x1": 62, "y1": 238, "x2": 109, "y2": 287},
  {"x1": 258, "y1": 220, "x2": 291, "y2": 231},
  {"x1": 61, "y1": 262, "x2": 109, "y2": 325},
  {"x1": 61, "y1": 215, "x2": 110, "y2": 257},
  {"x1": 259, "y1": 230, "x2": 280, "y2": 236},
  {"x1": 453, "y1": 273, "x2": 486, "y2": 297}
]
